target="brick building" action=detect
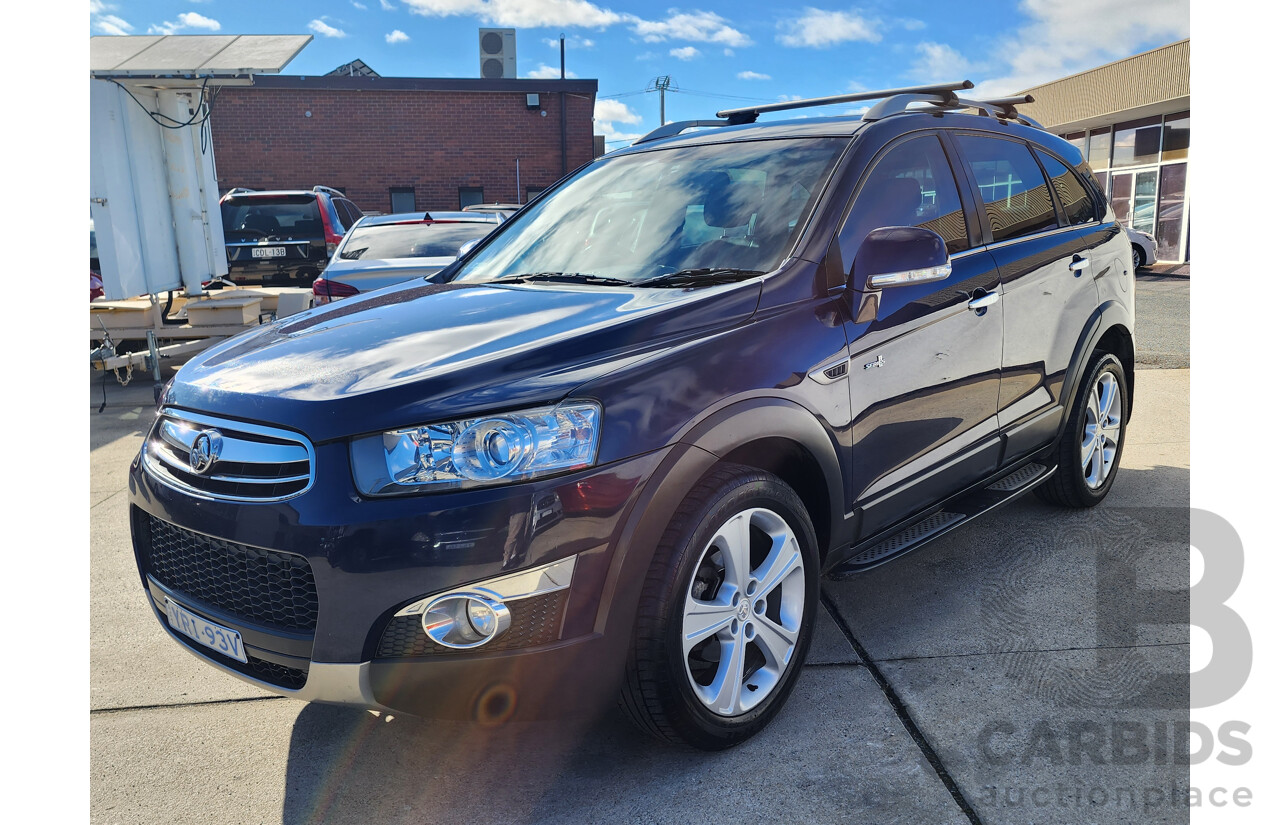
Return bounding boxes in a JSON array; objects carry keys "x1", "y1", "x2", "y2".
[{"x1": 210, "y1": 75, "x2": 599, "y2": 214}]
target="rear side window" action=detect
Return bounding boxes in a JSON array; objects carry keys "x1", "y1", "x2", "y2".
[
  {"x1": 838, "y1": 134, "x2": 970, "y2": 280},
  {"x1": 954, "y1": 135, "x2": 1057, "y2": 242},
  {"x1": 1035, "y1": 149, "x2": 1097, "y2": 226}
]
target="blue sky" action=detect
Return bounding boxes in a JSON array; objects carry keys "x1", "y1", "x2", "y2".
[{"x1": 90, "y1": 0, "x2": 1189, "y2": 147}]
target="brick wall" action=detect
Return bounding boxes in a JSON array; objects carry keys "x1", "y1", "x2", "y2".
[{"x1": 209, "y1": 79, "x2": 597, "y2": 213}]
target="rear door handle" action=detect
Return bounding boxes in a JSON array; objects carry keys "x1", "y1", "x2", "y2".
[
  {"x1": 1069, "y1": 255, "x2": 1090, "y2": 273},
  {"x1": 967, "y1": 291, "x2": 1000, "y2": 312}
]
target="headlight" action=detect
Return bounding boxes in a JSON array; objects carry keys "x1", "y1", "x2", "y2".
[{"x1": 350, "y1": 401, "x2": 601, "y2": 495}]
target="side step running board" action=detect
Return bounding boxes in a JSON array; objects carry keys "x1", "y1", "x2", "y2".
[{"x1": 826, "y1": 462, "x2": 1053, "y2": 579}]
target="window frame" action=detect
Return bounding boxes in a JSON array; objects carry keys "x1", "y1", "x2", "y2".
[
  {"x1": 832, "y1": 130, "x2": 980, "y2": 290},
  {"x1": 458, "y1": 186, "x2": 485, "y2": 209},
  {"x1": 946, "y1": 130, "x2": 1095, "y2": 247}
]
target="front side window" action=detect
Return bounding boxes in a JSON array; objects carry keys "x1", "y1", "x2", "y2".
[
  {"x1": 452, "y1": 138, "x2": 847, "y2": 284},
  {"x1": 837, "y1": 134, "x2": 970, "y2": 276},
  {"x1": 954, "y1": 135, "x2": 1057, "y2": 243}
]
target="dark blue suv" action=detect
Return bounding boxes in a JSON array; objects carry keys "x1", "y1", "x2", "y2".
[{"x1": 129, "y1": 83, "x2": 1135, "y2": 750}]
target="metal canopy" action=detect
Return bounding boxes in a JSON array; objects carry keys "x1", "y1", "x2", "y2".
[{"x1": 90, "y1": 34, "x2": 312, "y2": 78}]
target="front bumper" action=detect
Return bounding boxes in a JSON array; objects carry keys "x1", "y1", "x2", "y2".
[{"x1": 129, "y1": 440, "x2": 669, "y2": 720}]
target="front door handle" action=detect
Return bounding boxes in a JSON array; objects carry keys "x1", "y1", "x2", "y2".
[
  {"x1": 1069, "y1": 255, "x2": 1090, "y2": 274},
  {"x1": 967, "y1": 291, "x2": 1000, "y2": 312}
]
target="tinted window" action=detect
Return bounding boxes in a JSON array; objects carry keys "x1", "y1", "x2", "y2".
[
  {"x1": 1162, "y1": 111, "x2": 1189, "y2": 161},
  {"x1": 335, "y1": 200, "x2": 358, "y2": 229},
  {"x1": 838, "y1": 135, "x2": 969, "y2": 278},
  {"x1": 1111, "y1": 116, "x2": 1161, "y2": 168},
  {"x1": 459, "y1": 187, "x2": 484, "y2": 208},
  {"x1": 1035, "y1": 150, "x2": 1097, "y2": 226},
  {"x1": 344, "y1": 199, "x2": 364, "y2": 220},
  {"x1": 339, "y1": 222, "x2": 496, "y2": 260},
  {"x1": 954, "y1": 135, "x2": 1057, "y2": 242},
  {"x1": 1087, "y1": 130, "x2": 1111, "y2": 170},
  {"x1": 221, "y1": 196, "x2": 322, "y2": 240}
]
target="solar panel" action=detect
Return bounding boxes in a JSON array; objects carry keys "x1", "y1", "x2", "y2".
[{"x1": 90, "y1": 34, "x2": 312, "y2": 77}]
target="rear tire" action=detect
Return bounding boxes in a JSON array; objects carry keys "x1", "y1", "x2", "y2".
[
  {"x1": 1132, "y1": 245, "x2": 1144, "y2": 271},
  {"x1": 1035, "y1": 352, "x2": 1128, "y2": 508},
  {"x1": 620, "y1": 464, "x2": 819, "y2": 750}
]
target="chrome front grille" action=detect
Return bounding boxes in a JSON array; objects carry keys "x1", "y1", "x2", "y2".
[{"x1": 143, "y1": 409, "x2": 315, "y2": 502}]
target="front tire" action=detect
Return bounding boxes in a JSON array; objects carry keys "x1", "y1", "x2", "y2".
[
  {"x1": 1036, "y1": 352, "x2": 1128, "y2": 507},
  {"x1": 620, "y1": 464, "x2": 819, "y2": 750},
  {"x1": 1132, "y1": 245, "x2": 1144, "y2": 271}
]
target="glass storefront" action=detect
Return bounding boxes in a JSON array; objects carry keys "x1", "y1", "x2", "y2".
[{"x1": 1063, "y1": 110, "x2": 1190, "y2": 262}]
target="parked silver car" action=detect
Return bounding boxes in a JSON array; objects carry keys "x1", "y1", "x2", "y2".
[{"x1": 312, "y1": 211, "x2": 502, "y2": 304}]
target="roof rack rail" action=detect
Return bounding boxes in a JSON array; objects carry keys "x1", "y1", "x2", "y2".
[
  {"x1": 633, "y1": 119, "x2": 731, "y2": 145},
  {"x1": 863, "y1": 92, "x2": 1041, "y2": 127},
  {"x1": 223, "y1": 187, "x2": 257, "y2": 197},
  {"x1": 715, "y1": 81, "x2": 974, "y2": 125},
  {"x1": 312, "y1": 185, "x2": 345, "y2": 198}
]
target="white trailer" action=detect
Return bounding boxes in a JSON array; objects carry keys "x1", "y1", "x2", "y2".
[{"x1": 88, "y1": 35, "x2": 312, "y2": 389}]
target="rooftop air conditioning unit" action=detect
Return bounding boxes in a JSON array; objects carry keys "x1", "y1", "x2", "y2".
[{"x1": 479, "y1": 28, "x2": 516, "y2": 79}]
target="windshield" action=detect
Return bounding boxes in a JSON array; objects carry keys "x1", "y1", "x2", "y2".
[
  {"x1": 339, "y1": 222, "x2": 496, "y2": 261},
  {"x1": 221, "y1": 196, "x2": 322, "y2": 240},
  {"x1": 452, "y1": 138, "x2": 847, "y2": 285}
]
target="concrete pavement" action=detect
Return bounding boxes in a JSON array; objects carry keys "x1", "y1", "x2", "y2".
[{"x1": 90, "y1": 367, "x2": 1189, "y2": 824}]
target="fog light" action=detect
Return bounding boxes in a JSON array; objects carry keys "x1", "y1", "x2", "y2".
[{"x1": 421, "y1": 591, "x2": 511, "y2": 649}]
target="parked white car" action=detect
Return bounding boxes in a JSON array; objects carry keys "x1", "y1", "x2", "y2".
[
  {"x1": 1124, "y1": 225, "x2": 1156, "y2": 271},
  {"x1": 312, "y1": 211, "x2": 502, "y2": 303}
]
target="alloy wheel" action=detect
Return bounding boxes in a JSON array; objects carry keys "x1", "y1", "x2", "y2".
[
  {"x1": 1081, "y1": 371, "x2": 1123, "y2": 489},
  {"x1": 681, "y1": 507, "x2": 806, "y2": 717}
]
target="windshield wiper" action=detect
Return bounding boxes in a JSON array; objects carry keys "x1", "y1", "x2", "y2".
[
  {"x1": 489, "y1": 272, "x2": 634, "y2": 286},
  {"x1": 635, "y1": 268, "x2": 764, "y2": 288}
]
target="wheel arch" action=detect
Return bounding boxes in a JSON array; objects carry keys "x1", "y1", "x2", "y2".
[{"x1": 1059, "y1": 301, "x2": 1136, "y2": 443}]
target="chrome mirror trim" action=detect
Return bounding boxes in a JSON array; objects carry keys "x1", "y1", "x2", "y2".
[{"x1": 867, "y1": 261, "x2": 952, "y2": 289}]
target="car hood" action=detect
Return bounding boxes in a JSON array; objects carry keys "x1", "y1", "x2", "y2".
[{"x1": 165, "y1": 278, "x2": 762, "y2": 442}]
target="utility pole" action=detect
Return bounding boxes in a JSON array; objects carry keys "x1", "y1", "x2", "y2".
[{"x1": 649, "y1": 75, "x2": 673, "y2": 125}]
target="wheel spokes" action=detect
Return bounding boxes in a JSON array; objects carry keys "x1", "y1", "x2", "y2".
[
  {"x1": 710, "y1": 512, "x2": 753, "y2": 593},
  {"x1": 706, "y1": 635, "x2": 746, "y2": 715},
  {"x1": 681, "y1": 597, "x2": 737, "y2": 656},
  {"x1": 753, "y1": 613, "x2": 798, "y2": 669}
]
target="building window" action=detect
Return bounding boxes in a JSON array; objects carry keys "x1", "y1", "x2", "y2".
[
  {"x1": 390, "y1": 187, "x2": 416, "y2": 213},
  {"x1": 459, "y1": 187, "x2": 484, "y2": 208},
  {"x1": 525, "y1": 186, "x2": 546, "y2": 202},
  {"x1": 1162, "y1": 111, "x2": 1190, "y2": 161},
  {"x1": 1087, "y1": 129, "x2": 1111, "y2": 170},
  {"x1": 1063, "y1": 131, "x2": 1087, "y2": 158},
  {"x1": 1111, "y1": 116, "x2": 1162, "y2": 168},
  {"x1": 1156, "y1": 163, "x2": 1187, "y2": 260}
]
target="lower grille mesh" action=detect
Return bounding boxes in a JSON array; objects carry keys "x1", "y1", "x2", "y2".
[
  {"x1": 376, "y1": 590, "x2": 568, "y2": 658},
  {"x1": 141, "y1": 515, "x2": 319, "y2": 632}
]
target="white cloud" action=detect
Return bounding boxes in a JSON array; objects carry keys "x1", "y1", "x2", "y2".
[
  {"x1": 352, "y1": 1, "x2": 368, "y2": 8},
  {"x1": 381, "y1": 0, "x2": 397, "y2": 8},
  {"x1": 178, "y1": 12, "x2": 220, "y2": 31},
  {"x1": 911, "y1": 42, "x2": 973, "y2": 81},
  {"x1": 308, "y1": 19, "x2": 348, "y2": 38},
  {"x1": 723, "y1": 48, "x2": 734, "y2": 56},
  {"x1": 631, "y1": 11, "x2": 751, "y2": 47},
  {"x1": 777, "y1": 8, "x2": 881, "y2": 48},
  {"x1": 403, "y1": 0, "x2": 622, "y2": 28},
  {"x1": 967, "y1": 0, "x2": 1189, "y2": 97},
  {"x1": 526, "y1": 63, "x2": 579, "y2": 78},
  {"x1": 89, "y1": 0, "x2": 110, "y2": 12},
  {"x1": 737, "y1": 70, "x2": 770, "y2": 80},
  {"x1": 93, "y1": 14, "x2": 133, "y2": 36},
  {"x1": 543, "y1": 35, "x2": 595, "y2": 48},
  {"x1": 146, "y1": 11, "x2": 221, "y2": 35},
  {"x1": 899, "y1": 18, "x2": 926, "y2": 31},
  {"x1": 594, "y1": 99, "x2": 644, "y2": 143},
  {"x1": 670, "y1": 46, "x2": 700, "y2": 61},
  {"x1": 386, "y1": 29, "x2": 410, "y2": 43},
  {"x1": 595, "y1": 99, "x2": 642, "y2": 124}
]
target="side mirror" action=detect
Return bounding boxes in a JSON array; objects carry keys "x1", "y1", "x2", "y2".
[
  {"x1": 458, "y1": 238, "x2": 481, "y2": 257},
  {"x1": 851, "y1": 226, "x2": 951, "y2": 290}
]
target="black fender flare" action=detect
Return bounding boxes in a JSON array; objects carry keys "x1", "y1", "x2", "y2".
[
  {"x1": 1057, "y1": 299, "x2": 1135, "y2": 443},
  {"x1": 592, "y1": 397, "x2": 846, "y2": 673}
]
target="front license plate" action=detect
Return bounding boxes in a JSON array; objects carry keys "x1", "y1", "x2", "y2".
[
  {"x1": 251, "y1": 246, "x2": 287, "y2": 259},
  {"x1": 165, "y1": 598, "x2": 248, "y2": 663}
]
